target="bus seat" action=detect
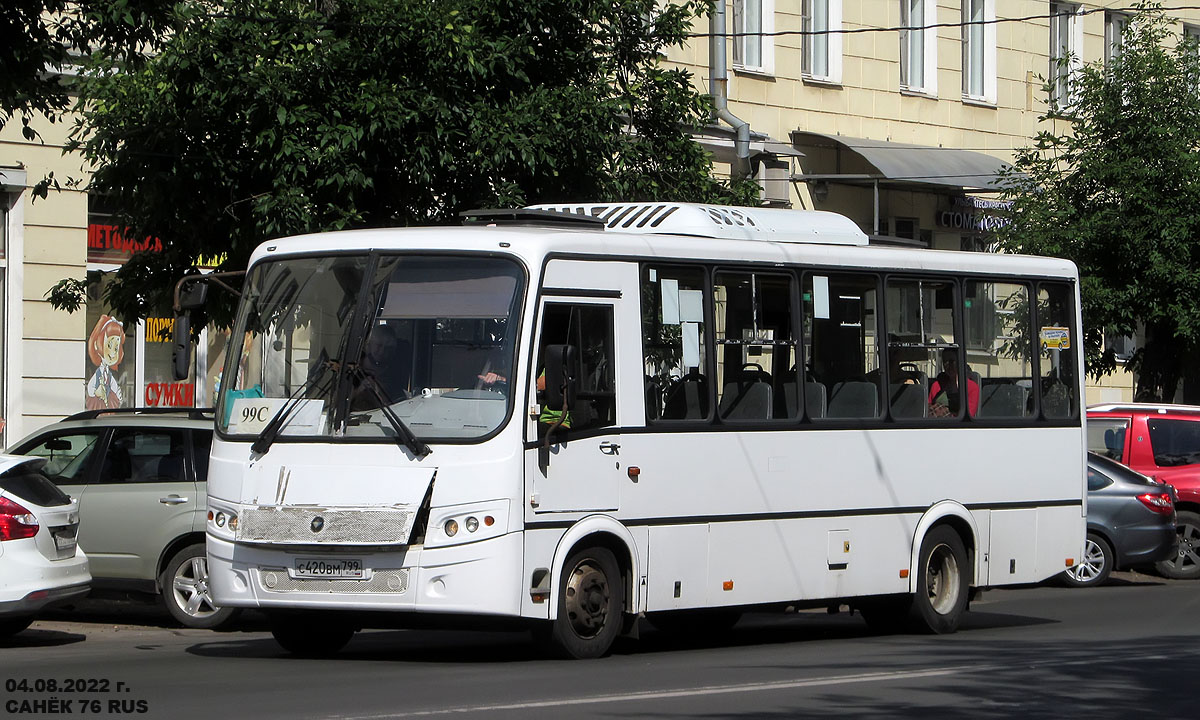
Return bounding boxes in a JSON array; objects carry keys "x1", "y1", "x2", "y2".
[
  {"x1": 645, "y1": 375, "x2": 662, "y2": 420},
  {"x1": 979, "y1": 384, "x2": 1028, "y2": 418},
  {"x1": 718, "y1": 364, "x2": 772, "y2": 420},
  {"x1": 828, "y1": 381, "x2": 879, "y2": 418},
  {"x1": 805, "y1": 381, "x2": 827, "y2": 419},
  {"x1": 662, "y1": 370, "x2": 709, "y2": 419},
  {"x1": 889, "y1": 382, "x2": 927, "y2": 419},
  {"x1": 719, "y1": 375, "x2": 773, "y2": 420},
  {"x1": 782, "y1": 381, "x2": 828, "y2": 419}
]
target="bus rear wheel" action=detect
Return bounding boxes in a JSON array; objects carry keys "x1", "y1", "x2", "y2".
[
  {"x1": 269, "y1": 612, "x2": 356, "y2": 657},
  {"x1": 542, "y1": 546, "x2": 624, "y2": 659},
  {"x1": 911, "y1": 525, "x2": 970, "y2": 634}
]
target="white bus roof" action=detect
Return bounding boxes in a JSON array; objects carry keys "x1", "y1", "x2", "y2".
[
  {"x1": 526, "y1": 202, "x2": 869, "y2": 246},
  {"x1": 248, "y1": 205, "x2": 1077, "y2": 281}
]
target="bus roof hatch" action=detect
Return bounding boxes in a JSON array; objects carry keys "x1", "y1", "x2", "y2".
[{"x1": 526, "y1": 202, "x2": 868, "y2": 246}]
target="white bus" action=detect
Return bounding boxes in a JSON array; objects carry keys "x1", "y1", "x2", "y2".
[{"x1": 190, "y1": 203, "x2": 1085, "y2": 658}]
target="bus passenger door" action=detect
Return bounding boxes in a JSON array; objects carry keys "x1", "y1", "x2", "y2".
[{"x1": 526, "y1": 269, "x2": 636, "y2": 513}]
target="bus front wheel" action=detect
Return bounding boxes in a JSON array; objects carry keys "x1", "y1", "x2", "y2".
[
  {"x1": 541, "y1": 546, "x2": 624, "y2": 659},
  {"x1": 911, "y1": 525, "x2": 970, "y2": 634}
]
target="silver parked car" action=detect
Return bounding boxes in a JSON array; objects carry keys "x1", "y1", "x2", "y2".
[
  {"x1": 1062, "y1": 453, "x2": 1178, "y2": 587},
  {"x1": 8, "y1": 408, "x2": 234, "y2": 628}
]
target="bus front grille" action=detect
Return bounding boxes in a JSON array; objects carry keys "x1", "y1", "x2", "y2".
[{"x1": 238, "y1": 506, "x2": 415, "y2": 545}]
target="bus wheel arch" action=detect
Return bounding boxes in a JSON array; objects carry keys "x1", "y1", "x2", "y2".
[
  {"x1": 909, "y1": 502, "x2": 978, "y2": 594},
  {"x1": 906, "y1": 504, "x2": 977, "y2": 634},
  {"x1": 541, "y1": 518, "x2": 639, "y2": 658}
]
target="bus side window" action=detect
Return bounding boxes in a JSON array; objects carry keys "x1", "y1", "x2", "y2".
[
  {"x1": 713, "y1": 270, "x2": 796, "y2": 422},
  {"x1": 642, "y1": 265, "x2": 710, "y2": 422},
  {"x1": 1036, "y1": 282, "x2": 1078, "y2": 419},
  {"x1": 536, "y1": 303, "x2": 616, "y2": 432},
  {"x1": 964, "y1": 280, "x2": 1034, "y2": 420},
  {"x1": 803, "y1": 273, "x2": 881, "y2": 420}
]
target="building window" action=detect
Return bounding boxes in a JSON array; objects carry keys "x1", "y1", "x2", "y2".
[
  {"x1": 900, "y1": 0, "x2": 936, "y2": 93},
  {"x1": 961, "y1": 0, "x2": 996, "y2": 102},
  {"x1": 802, "y1": 0, "x2": 842, "y2": 83},
  {"x1": 733, "y1": 0, "x2": 774, "y2": 74},
  {"x1": 1105, "y1": 11, "x2": 1129, "y2": 65},
  {"x1": 1049, "y1": 3, "x2": 1080, "y2": 107}
]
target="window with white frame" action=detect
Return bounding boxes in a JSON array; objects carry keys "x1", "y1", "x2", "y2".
[
  {"x1": 733, "y1": 0, "x2": 775, "y2": 74},
  {"x1": 1185, "y1": 24, "x2": 1200, "y2": 56},
  {"x1": 900, "y1": 0, "x2": 937, "y2": 93},
  {"x1": 1105, "y1": 11, "x2": 1129, "y2": 65},
  {"x1": 1049, "y1": 3, "x2": 1081, "y2": 107},
  {"x1": 961, "y1": 0, "x2": 996, "y2": 102},
  {"x1": 802, "y1": 0, "x2": 842, "y2": 83}
]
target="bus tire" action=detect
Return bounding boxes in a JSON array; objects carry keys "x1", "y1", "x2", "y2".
[
  {"x1": 544, "y1": 546, "x2": 623, "y2": 659},
  {"x1": 910, "y1": 525, "x2": 970, "y2": 634},
  {"x1": 269, "y1": 612, "x2": 355, "y2": 657}
]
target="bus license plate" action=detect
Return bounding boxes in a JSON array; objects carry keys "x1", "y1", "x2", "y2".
[{"x1": 293, "y1": 558, "x2": 364, "y2": 579}]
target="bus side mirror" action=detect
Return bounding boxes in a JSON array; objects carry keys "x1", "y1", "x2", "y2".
[
  {"x1": 177, "y1": 280, "x2": 209, "y2": 311},
  {"x1": 543, "y1": 344, "x2": 578, "y2": 412},
  {"x1": 172, "y1": 313, "x2": 192, "y2": 381}
]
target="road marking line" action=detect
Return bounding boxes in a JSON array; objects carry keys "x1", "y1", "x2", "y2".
[
  {"x1": 329, "y1": 665, "x2": 990, "y2": 718},
  {"x1": 327, "y1": 648, "x2": 1200, "y2": 719}
]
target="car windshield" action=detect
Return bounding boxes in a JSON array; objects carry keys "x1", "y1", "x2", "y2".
[{"x1": 217, "y1": 253, "x2": 524, "y2": 442}]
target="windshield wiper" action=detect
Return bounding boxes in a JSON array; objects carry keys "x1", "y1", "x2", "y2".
[
  {"x1": 251, "y1": 359, "x2": 337, "y2": 455},
  {"x1": 352, "y1": 367, "x2": 431, "y2": 458}
]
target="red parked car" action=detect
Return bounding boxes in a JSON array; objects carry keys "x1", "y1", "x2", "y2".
[{"x1": 1087, "y1": 403, "x2": 1200, "y2": 579}]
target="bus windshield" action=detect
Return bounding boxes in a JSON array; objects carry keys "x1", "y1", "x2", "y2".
[{"x1": 218, "y1": 253, "x2": 524, "y2": 442}]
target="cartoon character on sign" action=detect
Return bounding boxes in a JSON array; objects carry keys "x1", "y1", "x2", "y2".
[{"x1": 85, "y1": 315, "x2": 126, "y2": 409}]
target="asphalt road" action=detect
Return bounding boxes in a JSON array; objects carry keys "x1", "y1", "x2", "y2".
[{"x1": 3, "y1": 570, "x2": 1198, "y2": 719}]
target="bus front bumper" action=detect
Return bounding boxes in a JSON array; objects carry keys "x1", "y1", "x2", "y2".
[{"x1": 207, "y1": 532, "x2": 525, "y2": 617}]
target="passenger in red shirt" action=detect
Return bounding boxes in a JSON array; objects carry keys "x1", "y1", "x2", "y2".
[{"x1": 929, "y1": 348, "x2": 979, "y2": 417}]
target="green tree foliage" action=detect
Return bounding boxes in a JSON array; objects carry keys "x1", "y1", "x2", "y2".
[
  {"x1": 997, "y1": 2, "x2": 1200, "y2": 401},
  {"x1": 54, "y1": 0, "x2": 757, "y2": 326},
  {"x1": 0, "y1": 1, "x2": 175, "y2": 138}
]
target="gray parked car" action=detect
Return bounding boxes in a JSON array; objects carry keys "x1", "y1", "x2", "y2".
[
  {"x1": 7, "y1": 408, "x2": 234, "y2": 628},
  {"x1": 1062, "y1": 453, "x2": 1179, "y2": 587}
]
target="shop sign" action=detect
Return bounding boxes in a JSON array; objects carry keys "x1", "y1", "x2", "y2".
[
  {"x1": 87, "y1": 223, "x2": 163, "y2": 262},
  {"x1": 146, "y1": 317, "x2": 175, "y2": 342},
  {"x1": 145, "y1": 382, "x2": 196, "y2": 407},
  {"x1": 87, "y1": 223, "x2": 225, "y2": 268},
  {"x1": 937, "y1": 196, "x2": 1011, "y2": 233}
]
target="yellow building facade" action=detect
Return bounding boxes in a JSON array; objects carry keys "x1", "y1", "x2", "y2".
[{"x1": 666, "y1": 0, "x2": 1200, "y2": 404}]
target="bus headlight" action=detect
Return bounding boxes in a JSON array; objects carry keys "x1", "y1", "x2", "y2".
[
  {"x1": 207, "y1": 502, "x2": 239, "y2": 540},
  {"x1": 427, "y1": 501, "x2": 509, "y2": 548}
]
